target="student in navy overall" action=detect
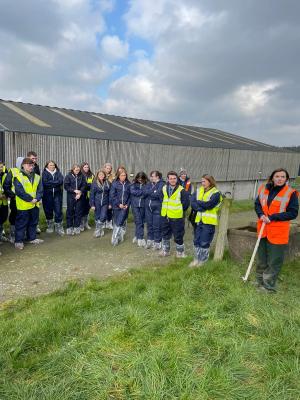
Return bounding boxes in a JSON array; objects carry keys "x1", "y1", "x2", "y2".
[
  {"x1": 64, "y1": 164, "x2": 87, "y2": 235},
  {"x1": 42, "y1": 160, "x2": 64, "y2": 236},
  {"x1": 80, "y1": 162, "x2": 94, "y2": 231},
  {"x1": 0, "y1": 161, "x2": 8, "y2": 243},
  {"x1": 144, "y1": 170, "x2": 164, "y2": 250},
  {"x1": 109, "y1": 167, "x2": 131, "y2": 246},
  {"x1": 103, "y1": 163, "x2": 115, "y2": 230},
  {"x1": 160, "y1": 171, "x2": 190, "y2": 257},
  {"x1": 190, "y1": 174, "x2": 222, "y2": 267},
  {"x1": 14, "y1": 158, "x2": 44, "y2": 250},
  {"x1": 130, "y1": 171, "x2": 149, "y2": 247},
  {"x1": 90, "y1": 169, "x2": 110, "y2": 238}
]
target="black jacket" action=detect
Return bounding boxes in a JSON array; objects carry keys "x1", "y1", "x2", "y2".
[{"x1": 64, "y1": 172, "x2": 87, "y2": 198}]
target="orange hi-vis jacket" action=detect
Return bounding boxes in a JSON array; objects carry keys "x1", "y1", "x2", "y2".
[{"x1": 257, "y1": 183, "x2": 296, "y2": 244}]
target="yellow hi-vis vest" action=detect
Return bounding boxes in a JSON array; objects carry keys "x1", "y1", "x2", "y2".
[
  {"x1": 15, "y1": 172, "x2": 41, "y2": 210},
  {"x1": 0, "y1": 166, "x2": 8, "y2": 206},
  {"x1": 9, "y1": 167, "x2": 21, "y2": 194},
  {"x1": 161, "y1": 185, "x2": 184, "y2": 219},
  {"x1": 87, "y1": 175, "x2": 94, "y2": 199},
  {"x1": 195, "y1": 186, "x2": 222, "y2": 225}
]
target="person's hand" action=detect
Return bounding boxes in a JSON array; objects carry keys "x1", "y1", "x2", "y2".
[
  {"x1": 124, "y1": 205, "x2": 128, "y2": 209},
  {"x1": 91, "y1": 206, "x2": 95, "y2": 211},
  {"x1": 119, "y1": 204, "x2": 124, "y2": 209},
  {"x1": 74, "y1": 189, "x2": 80, "y2": 194},
  {"x1": 260, "y1": 215, "x2": 271, "y2": 224},
  {"x1": 75, "y1": 194, "x2": 81, "y2": 200},
  {"x1": 108, "y1": 205, "x2": 112, "y2": 209},
  {"x1": 31, "y1": 198, "x2": 37, "y2": 204}
]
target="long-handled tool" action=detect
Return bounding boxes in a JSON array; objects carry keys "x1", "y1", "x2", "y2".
[{"x1": 242, "y1": 222, "x2": 266, "y2": 282}]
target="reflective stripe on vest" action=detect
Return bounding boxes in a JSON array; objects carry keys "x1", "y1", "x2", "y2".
[
  {"x1": 257, "y1": 184, "x2": 295, "y2": 244},
  {"x1": 0, "y1": 171, "x2": 8, "y2": 206},
  {"x1": 195, "y1": 186, "x2": 222, "y2": 225},
  {"x1": 15, "y1": 173, "x2": 41, "y2": 210},
  {"x1": 161, "y1": 185, "x2": 183, "y2": 219}
]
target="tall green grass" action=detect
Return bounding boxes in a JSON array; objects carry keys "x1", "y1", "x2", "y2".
[{"x1": 1, "y1": 257, "x2": 300, "y2": 399}]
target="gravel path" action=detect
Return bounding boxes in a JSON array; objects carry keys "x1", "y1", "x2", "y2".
[{"x1": 0, "y1": 211, "x2": 256, "y2": 302}]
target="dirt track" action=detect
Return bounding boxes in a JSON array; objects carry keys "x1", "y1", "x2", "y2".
[{"x1": 0, "y1": 211, "x2": 255, "y2": 302}]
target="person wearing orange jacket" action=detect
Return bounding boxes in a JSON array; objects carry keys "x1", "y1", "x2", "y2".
[{"x1": 255, "y1": 168, "x2": 299, "y2": 293}]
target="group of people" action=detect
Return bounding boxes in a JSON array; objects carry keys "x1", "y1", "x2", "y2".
[
  {"x1": 0, "y1": 153, "x2": 298, "y2": 291},
  {"x1": 0, "y1": 153, "x2": 223, "y2": 267}
]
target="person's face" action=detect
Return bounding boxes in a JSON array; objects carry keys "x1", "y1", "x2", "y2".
[
  {"x1": 0, "y1": 164, "x2": 4, "y2": 173},
  {"x1": 137, "y1": 177, "x2": 143, "y2": 183},
  {"x1": 83, "y1": 164, "x2": 90, "y2": 173},
  {"x1": 119, "y1": 172, "x2": 126, "y2": 182},
  {"x1": 201, "y1": 178, "x2": 210, "y2": 189},
  {"x1": 47, "y1": 162, "x2": 56, "y2": 171},
  {"x1": 151, "y1": 173, "x2": 159, "y2": 183},
  {"x1": 98, "y1": 172, "x2": 105, "y2": 181},
  {"x1": 273, "y1": 171, "x2": 287, "y2": 186},
  {"x1": 23, "y1": 163, "x2": 34, "y2": 173},
  {"x1": 104, "y1": 165, "x2": 112, "y2": 174},
  {"x1": 29, "y1": 155, "x2": 37, "y2": 164},
  {"x1": 168, "y1": 175, "x2": 177, "y2": 187},
  {"x1": 73, "y1": 166, "x2": 80, "y2": 175},
  {"x1": 180, "y1": 173, "x2": 187, "y2": 181}
]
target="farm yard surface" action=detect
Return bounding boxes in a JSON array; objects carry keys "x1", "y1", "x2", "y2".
[{"x1": 0, "y1": 210, "x2": 255, "y2": 302}]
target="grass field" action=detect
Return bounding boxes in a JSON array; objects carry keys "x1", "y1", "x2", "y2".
[{"x1": 1, "y1": 256, "x2": 300, "y2": 400}]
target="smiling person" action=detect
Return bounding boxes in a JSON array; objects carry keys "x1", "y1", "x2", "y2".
[
  {"x1": 109, "y1": 167, "x2": 131, "y2": 246},
  {"x1": 90, "y1": 169, "x2": 110, "y2": 238},
  {"x1": 254, "y1": 168, "x2": 299, "y2": 293},
  {"x1": 14, "y1": 158, "x2": 44, "y2": 250},
  {"x1": 64, "y1": 164, "x2": 87, "y2": 236},
  {"x1": 190, "y1": 174, "x2": 222, "y2": 267},
  {"x1": 160, "y1": 171, "x2": 190, "y2": 257},
  {"x1": 42, "y1": 160, "x2": 64, "y2": 236}
]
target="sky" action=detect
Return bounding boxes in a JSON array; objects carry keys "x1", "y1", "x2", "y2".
[{"x1": 0, "y1": 0, "x2": 299, "y2": 146}]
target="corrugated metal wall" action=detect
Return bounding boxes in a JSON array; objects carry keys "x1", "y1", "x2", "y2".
[{"x1": 4, "y1": 131, "x2": 299, "y2": 182}]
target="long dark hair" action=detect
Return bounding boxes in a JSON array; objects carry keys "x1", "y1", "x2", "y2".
[
  {"x1": 81, "y1": 162, "x2": 93, "y2": 177},
  {"x1": 133, "y1": 171, "x2": 148, "y2": 184},
  {"x1": 268, "y1": 168, "x2": 289, "y2": 184}
]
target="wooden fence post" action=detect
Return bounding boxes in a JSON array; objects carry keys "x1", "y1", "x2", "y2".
[{"x1": 213, "y1": 196, "x2": 232, "y2": 261}]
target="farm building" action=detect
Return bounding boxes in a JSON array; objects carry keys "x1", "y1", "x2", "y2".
[{"x1": 0, "y1": 99, "x2": 298, "y2": 199}]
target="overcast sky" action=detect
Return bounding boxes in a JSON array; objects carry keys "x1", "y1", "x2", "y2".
[{"x1": 0, "y1": 0, "x2": 299, "y2": 146}]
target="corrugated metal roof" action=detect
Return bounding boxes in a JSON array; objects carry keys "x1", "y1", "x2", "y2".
[{"x1": 0, "y1": 99, "x2": 278, "y2": 151}]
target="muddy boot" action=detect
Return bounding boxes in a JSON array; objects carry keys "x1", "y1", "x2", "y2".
[
  {"x1": 80, "y1": 217, "x2": 85, "y2": 232},
  {"x1": 159, "y1": 239, "x2": 170, "y2": 257},
  {"x1": 137, "y1": 239, "x2": 146, "y2": 247},
  {"x1": 106, "y1": 220, "x2": 113, "y2": 230},
  {"x1": 188, "y1": 246, "x2": 201, "y2": 267},
  {"x1": 145, "y1": 239, "x2": 154, "y2": 249},
  {"x1": 66, "y1": 227, "x2": 74, "y2": 236},
  {"x1": 9, "y1": 225, "x2": 15, "y2": 243},
  {"x1": 176, "y1": 243, "x2": 186, "y2": 258},
  {"x1": 74, "y1": 227, "x2": 81, "y2": 235},
  {"x1": 198, "y1": 247, "x2": 210, "y2": 265},
  {"x1": 132, "y1": 236, "x2": 137, "y2": 244},
  {"x1": 153, "y1": 241, "x2": 162, "y2": 251},
  {"x1": 120, "y1": 223, "x2": 127, "y2": 242},
  {"x1": 99, "y1": 222, "x2": 105, "y2": 237},
  {"x1": 94, "y1": 220, "x2": 101, "y2": 238},
  {"x1": 84, "y1": 215, "x2": 91, "y2": 230},
  {"x1": 111, "y1": 226, "x2": 121, "y2": 246},
  {"x1": 46, "y1": 220, "x2": 54, "y2": 233},
  {"x1": 55, "y1": 222, "x2": 65, "y2": 236}
]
